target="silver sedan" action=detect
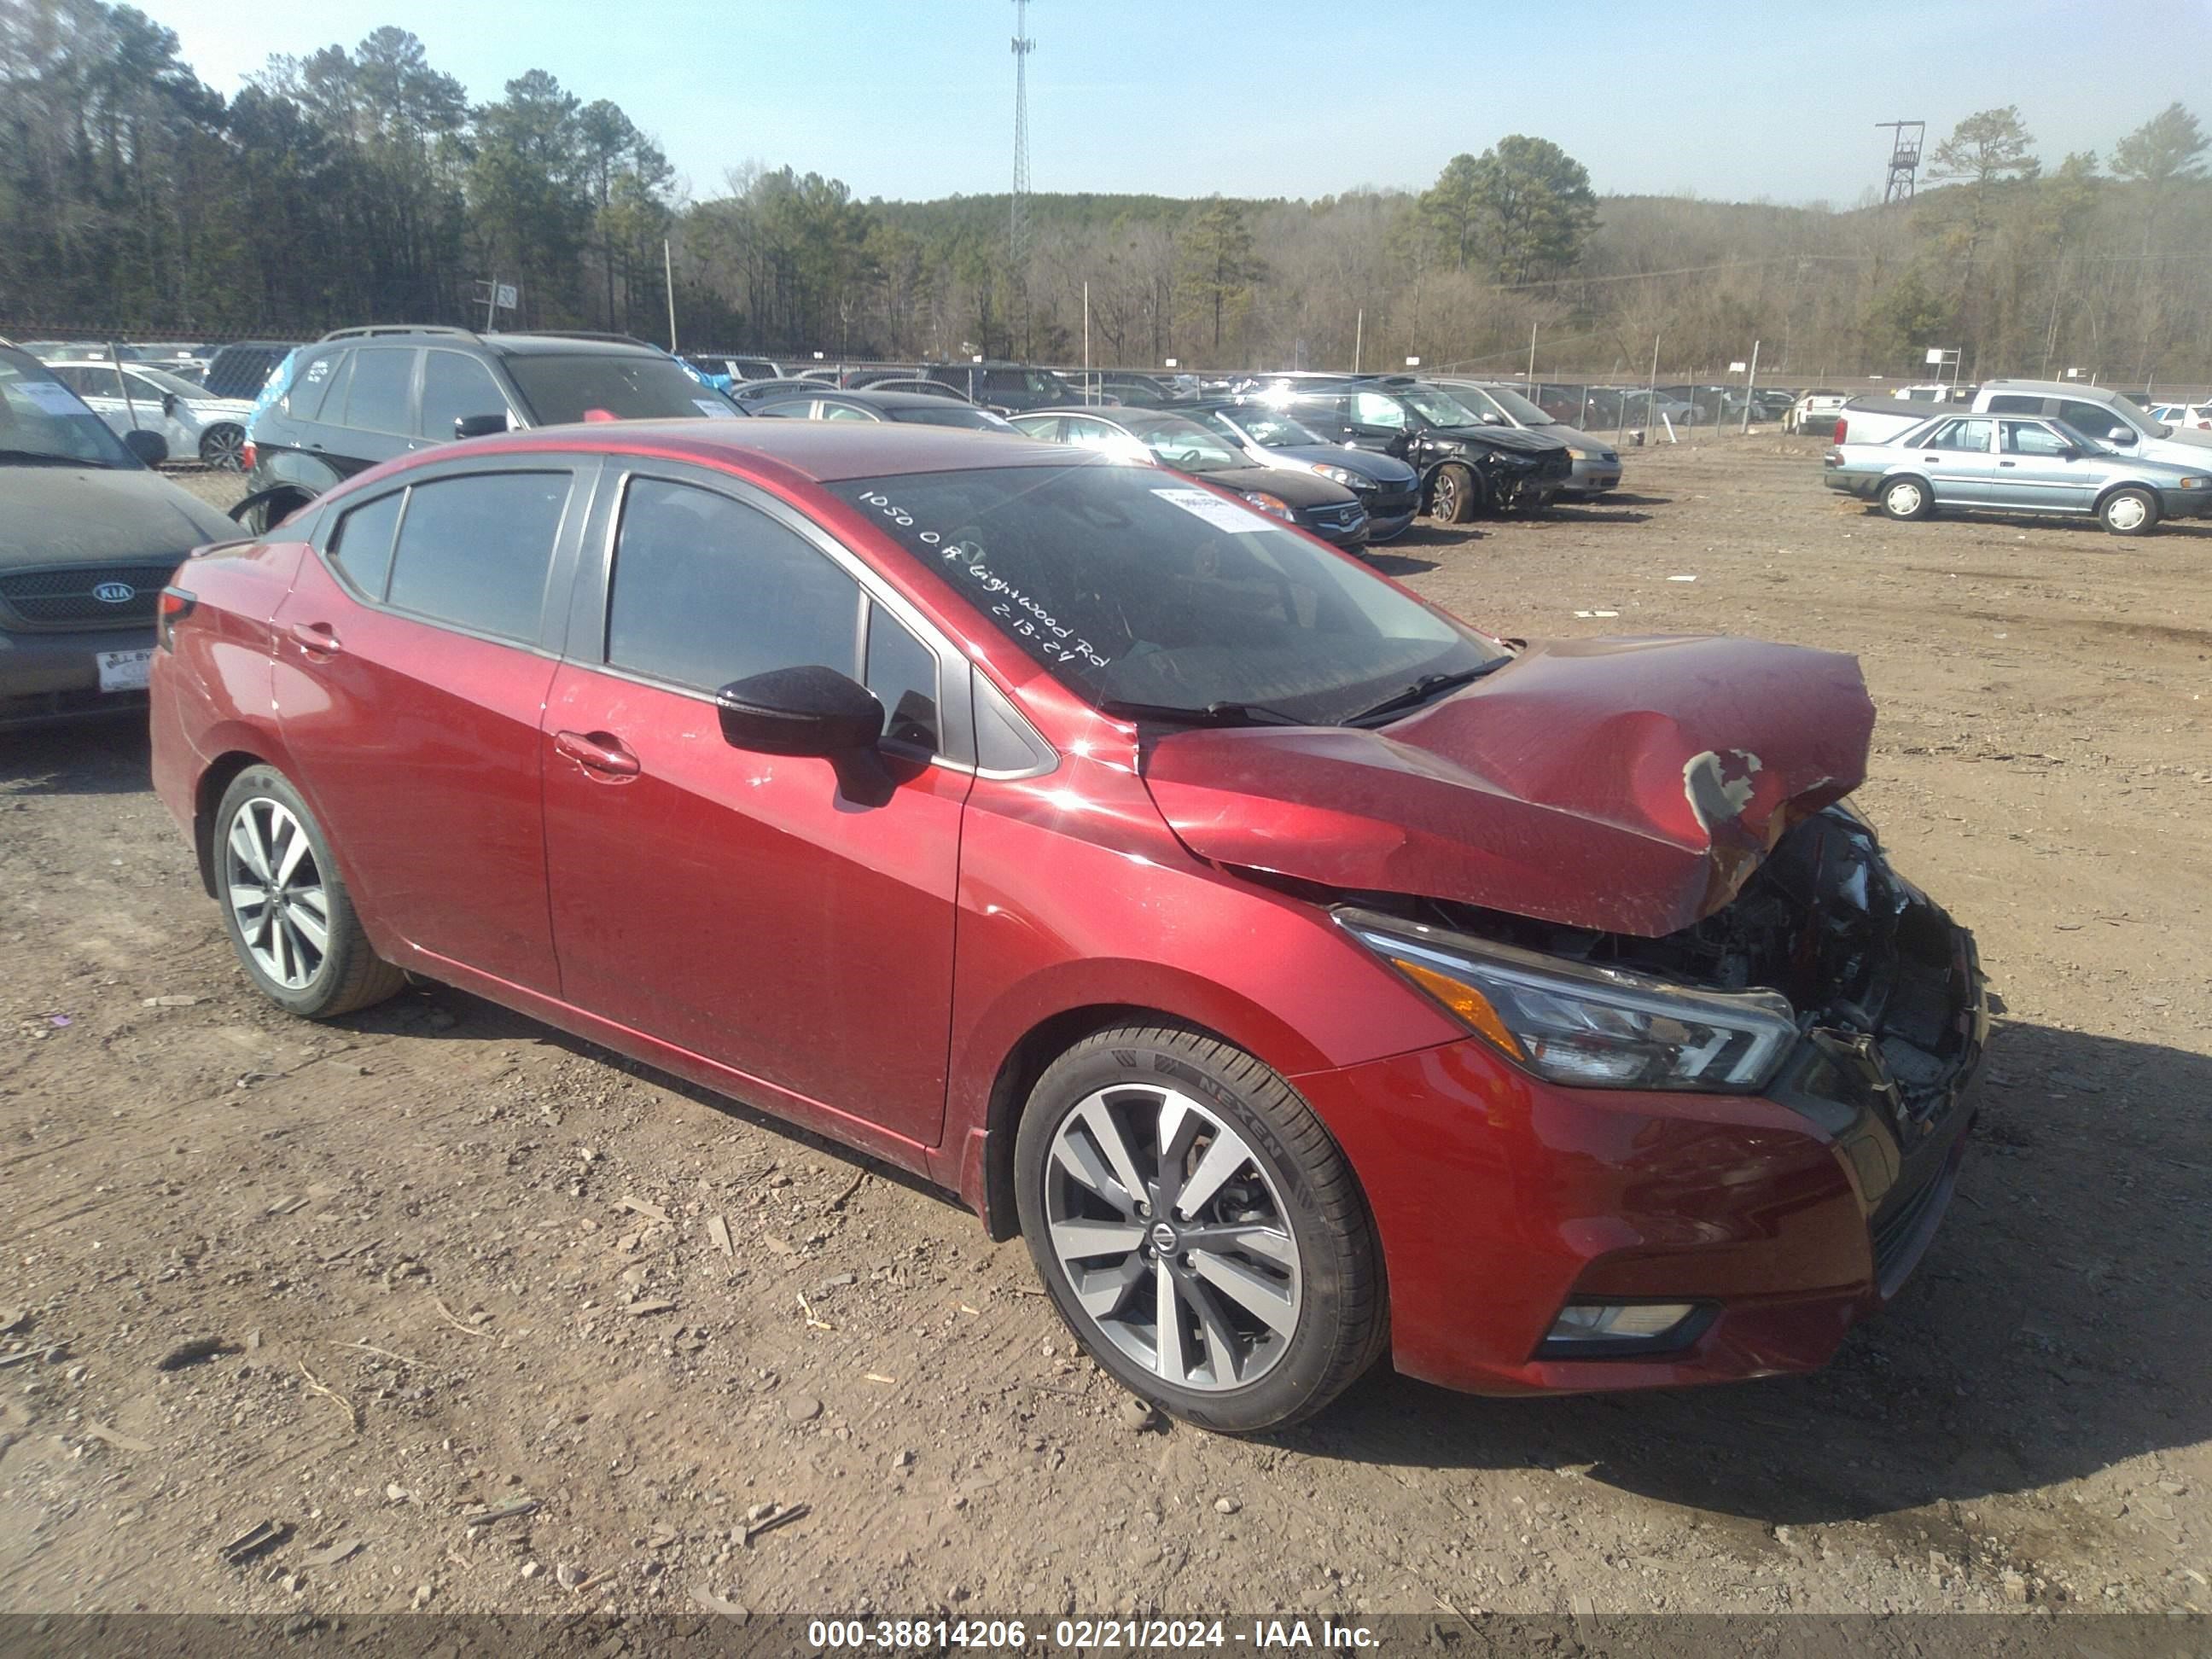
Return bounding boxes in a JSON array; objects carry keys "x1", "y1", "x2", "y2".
[{"x1": 39, "y1": 360, "x2": 254, "y2": 469}]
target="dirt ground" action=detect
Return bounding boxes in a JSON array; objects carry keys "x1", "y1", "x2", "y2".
[{"x1": 1, "y1": 435, "x2": 2206, "y2": 1624}]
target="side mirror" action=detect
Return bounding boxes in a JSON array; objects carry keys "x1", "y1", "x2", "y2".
[
  {"x1": 453, "y1": 413, "x2": 508, "y2": 440},
  {"x1": 2105, "y1": 426, "x2": 2135, "y2": 445},
  {"x1": 122, "y1": 429, "x2": 168, "y2": 467},
  {"x1": 716, "y1": 665, "x2": 883, "y2": 757}
]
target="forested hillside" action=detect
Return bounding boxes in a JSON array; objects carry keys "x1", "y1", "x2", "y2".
[{"x1": 4, "y1": 2, "x2": 2206, "y2": 382}]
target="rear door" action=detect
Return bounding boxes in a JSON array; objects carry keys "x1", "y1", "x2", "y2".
[
  {"x1": 537, "y1": 461, "x2": 969, "y2": 1151},
  {"x1": 271, "y1": 460, "x2": 591, "y2": 992},
  {"x1": 1907, "y1": 416, "x2": 1997, "y2": 504},
  {"x1": 323, "y1": 346, "x2": 422, "y2": 475}
]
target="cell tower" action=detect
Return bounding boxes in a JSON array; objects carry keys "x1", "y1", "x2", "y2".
[
  {"x1": 1877, "y1": 120, "x2": 1925, "y2": 205},
  {"x1": 1010, "y1": 0, "x2": 1034, "y2": 262}
]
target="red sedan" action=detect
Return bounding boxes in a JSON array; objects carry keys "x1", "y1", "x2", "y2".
[{"x1": 149, "y1": 422, "x2": 1986, "y2": 1431}]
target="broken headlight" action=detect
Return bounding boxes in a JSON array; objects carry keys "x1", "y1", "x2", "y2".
[{"x1": 1342, "y1": 913, "x2": 1799, "y2": 1091}]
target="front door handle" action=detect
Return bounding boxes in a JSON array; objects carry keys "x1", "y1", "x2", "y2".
[
  {"x1": 1999, "y1": 460, "x2": 2017, "y2": 468},
  {"x1": 288, "y1": 621, "x2": 341, "y2": 657},
  {"x1": 553, "y1": 730, "x2": 641, "y2": 779}
]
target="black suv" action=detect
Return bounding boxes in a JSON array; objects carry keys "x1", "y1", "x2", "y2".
[
  {"x1": 1279, "y1": 376, "x2": 1573, "y2": 521},
  {"x1": 238, "y1": 327, "x2": 741, "y2": 528}
]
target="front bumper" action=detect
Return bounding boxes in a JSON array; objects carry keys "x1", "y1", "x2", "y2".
[
  {"x1": 1294, "y1": 924, "x2": 1987, "y2": 1396},
  {"x1": 0, "y1": 622, "x2": 159, "y2": 728},
  {"x1": 1560, "y1": 455, "x2": 1623, "y2": 498},
  {"x1": 1301, "y1": 507, "x2": 1371, "y2": 549}
]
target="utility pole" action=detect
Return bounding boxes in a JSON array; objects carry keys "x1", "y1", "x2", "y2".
[
  {"x1": 1526, "y1": 322, "x2": 1538, "y2": 391},
  {"x1": 663, "y1": 241, "x2": 678, "y2": 352},
  {"x1": 1010, "y1": 0, "x2": 1034, "y2": 358},
  {"x1": 1353, "y1": 308, "x2": 1363, "y2": 374},
  {"x1": 1739, "y1": 340, "x2": 1761, "y2": 434}
]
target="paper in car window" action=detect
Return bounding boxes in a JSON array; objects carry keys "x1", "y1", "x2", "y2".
[
  {"x1": 20, "y1": 381, "x2": 85, "y2": 415},
  {"x1": 1152, "y1": 486, "x2": 1266, "y2": 533},
  {"x1": 692, "y1": 399, "x2": 740, "y2": 420}
]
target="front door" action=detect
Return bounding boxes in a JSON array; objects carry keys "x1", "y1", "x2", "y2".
[
  {"x1": 1999, "y1": 419, "x2": 2098, "y2": 513},
  {"x1": 271, "y1": 463, "x2": 586, "y2": 993},
  {"x1": 538, "y1": 465, "x2": 968, "y2": 1150}
]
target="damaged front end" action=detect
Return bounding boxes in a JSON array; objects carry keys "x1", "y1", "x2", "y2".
[{"x1": 1342, "y1": 806, "x2": 1988, "y2": 1294}]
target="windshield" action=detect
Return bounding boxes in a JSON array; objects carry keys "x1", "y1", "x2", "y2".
[
  {"x1": 1479, "y1": 384, "x2": 1552, "y2": 425},
  {"x1": 503, "y1": 353, "x2": 741, "y2": 424},
  {"x1": 888, "y1": 405, "x2": 1014, "y2": 430},
  {"x1": 1399, "y1": 384, "x2": 1480, "y2": 426},
  {"x1": 1214, "y1": 408, "x2": 1326, "y2": 447},
  {"x1": 128, "y1": 366, "x2": 213, "y2": 400},
  {"x1": 827, "y1": 463, "x2": 1504, "y2": 723},
  {"x1": 1121, "y1": 413, "x2": 1249, "y2": 472},
  {"x1": 0, "y1": 350, "x2": 137, "y2": 467}
]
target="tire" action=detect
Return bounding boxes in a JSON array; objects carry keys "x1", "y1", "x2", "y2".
[
  {"x1": 1879, "y1": 475, "x2": 1933, "y2": 521},
  {"x1": 212, "y1": 765, "x2": 405, "y2": 1019},
  {"x1": 2099, "y1": 486, "x2": 2159, "y2": 537},
  {"x1": 198, "y1": 424, "x2": 245, "y2": 471},
  {"x1": 1013, "y1": 1023, "x2": 1385, "y2": 1433},
  {"x1": 1429, "y1": 463, "x2": 1478, "y2": 525}
]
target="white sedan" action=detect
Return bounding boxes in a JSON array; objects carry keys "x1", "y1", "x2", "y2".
[{"x1": 39, "y1": 360, "x2": 253, "y2": 469}]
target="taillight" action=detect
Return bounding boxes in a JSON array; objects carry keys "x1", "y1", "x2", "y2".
[
  {"x1": 1832, "y1": 417, "x2": 1848, "y2": 445},
  {"x1": 158, "y1": 587, "x2": 196, "y2": 651},
  {"x1": 238, "y1": 439, "x2": 256, "y2": 472}
]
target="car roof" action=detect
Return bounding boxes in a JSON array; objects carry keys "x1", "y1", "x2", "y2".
[
  {"x1": 804, "y1": 388, "x2": 969, "y2": 410},
  {"x1": 1982, "y1": 378, "x2": 2118, "y2": 400},
  {"x1": 401, "y1": 417, "x2": 1077, "y2": 485}
]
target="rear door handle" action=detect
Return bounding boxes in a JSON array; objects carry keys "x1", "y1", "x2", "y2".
[
  {"x1": 1999, "y1": 460, "x2": 2017, "y2": 468},
  {"x1": 288, "y1": 621, "x2": 341, "y2": 656},
  {"x1": 553, "y1": 730, "x2": 641, "y2": 779}
]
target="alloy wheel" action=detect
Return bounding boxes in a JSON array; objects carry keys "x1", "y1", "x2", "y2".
[
  {"x1": 1433, "y1": 471, "x2": 1460, "y2": 521},
  {"x1": 1043, "y1": 1084, "x2": 1303, "y2": 1390},
  {"x1": 201, "y1": 426, "x2": 245, "y2": 470},
  {"x1": 224, "y1": 798, "x2": 329, "y2": 990}
]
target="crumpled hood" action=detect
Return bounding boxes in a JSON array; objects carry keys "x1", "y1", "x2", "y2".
[
  {"x1": 1436, "y1": 423, "x2": 1570, "y2": 457},
  {"x1": 1140, "y1": 633, "x2": 1877, "y2": 937},
  {"x1": 0, "y1": 466, "x2": 238, "y2": 565}
]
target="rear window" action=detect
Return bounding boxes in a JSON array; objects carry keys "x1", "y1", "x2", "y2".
[
  {"x1": 502, "y1": 353, "x2": 740, "y2": 424},
  {"x1": 385, "y1": 472, "x2": 573, "y2": 641}
]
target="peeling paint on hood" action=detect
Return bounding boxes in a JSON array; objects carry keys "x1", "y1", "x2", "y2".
[{"x1": 1139, "y1": 634, "x2": 1877, "y2": 938}]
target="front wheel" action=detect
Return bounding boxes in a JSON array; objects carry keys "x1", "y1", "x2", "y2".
[
  {"x1": 199, "y1": 424, "x2": 245, "y2": 471},
  {"x1": 1014, "y1": 1025, "x2": 1385, "y2": 1433},
  {"x1": 2099, "y1": 486, "x2": 2159, "y2": 536},
  {"x1": 212, "y1": 765, "x2": 405, "y2": 1019},
  {"x1": 1429, "y1": 463, "x2": 1479, "y2": 524},
  {"x1": 1880, "y1": 476, "x2": 1933, "y2": 521}
]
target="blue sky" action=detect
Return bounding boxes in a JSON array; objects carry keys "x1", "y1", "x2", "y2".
[{"x1": 139, "y1": 0, "x2": 2203, "y2": 207}]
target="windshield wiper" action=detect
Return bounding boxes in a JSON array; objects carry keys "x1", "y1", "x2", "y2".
[
  {"x1": 0, "y1": 448, "x2": 108, "y2": 468},
  {"x1": 1099, "y1": 697, "x2": 1310, "y2": 728},
  {"x1": 1343, "y1": 657, "x2": 1514, "y2": 725}
]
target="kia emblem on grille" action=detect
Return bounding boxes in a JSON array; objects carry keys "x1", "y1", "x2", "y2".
[{"x1": 92, "y1": 581, "x2": 137, "y2": 603}]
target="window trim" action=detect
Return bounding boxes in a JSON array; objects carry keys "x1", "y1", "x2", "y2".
[
  {"x1": 568, "y1": 459, "x2": 977, "y2": 769},
  {"x1": 306, "y1": 454, "x2": 601, "y2": 659}
]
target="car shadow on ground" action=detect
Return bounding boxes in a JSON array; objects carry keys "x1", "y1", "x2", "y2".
[
  {"x1": 1277, "y1": 1021, "x2": 2211, "y2": 1527},
  {"x1": 1545, "y1": 505, "x2": 1651, "y2": 527},
  {"x1": 0, "y1": 717, "x2": 153, "y2": 796},
  {"x1": 1588, "y1": 492, "x2": 1674, "y2": 508}
]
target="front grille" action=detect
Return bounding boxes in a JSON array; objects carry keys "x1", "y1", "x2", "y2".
[
  {"x1": 1307, "y1": 503, "x2": 1367, "y2": 530},
  {"x1": 1538, "y1": 450, "x2": 1575, "y2": 480},
  {"x1": 1365, "y1": 487, "x2": 1419, "y2": 515},
  {"x1": 0, "y1": 563, "x2": 175, "y2": 630}
]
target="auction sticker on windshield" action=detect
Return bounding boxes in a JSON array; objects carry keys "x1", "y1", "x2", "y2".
[
  {"x1": 97, "y1": 648, "x2": 154, "y2": 692},
  {"x1": 691, "y1": 399, "x2": 740, "y2": 419},
  {"x1": 1152, "y1": 486, "x2": 1266, "y2": 533}
]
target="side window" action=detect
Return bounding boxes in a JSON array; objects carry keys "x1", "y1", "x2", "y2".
[
  {"x1": 344, "y1": 347, "x2": 416, "y2": 434},
  {"x1": 864, "y1": 603, "x2": 940, "y2": 752},
  {"x1": 385, "y1": 471, "x2": 571, "y2": 641},
  {"x1": 419, "y1": 351, "x2": 508, "y2": 439},
  {"x1": 329, "y1": 490, "x2": 405, "y2": 599},
  {"x1": 1984, "y1": 394, "x2": 2043, "y2": 416},
  {"x1": 287, "y1": 348, "x2": 345, "y2": 417},
  {"x1": 1292, "y1": 399, "x2": 1353, "y2": 440},
  {"x1": 2003, "y1": 422, "x2": 2070, "y2": 457},
  {"x1": 2058, "y1": 400, "x2": 2128, "y2": 437},
  {"x1": 1924, "y1": 418, "x2": 1991, "y2": 452},
  {"x1": 1350, "y1": 392, "x2": 1406, "y2": 430},
  {"x1": 1013, "y1": 416, "x2": 1064, "y2": 442},
  {"x1": 819, "y1": 400, "x2": 876, "y2": 422},
  {"x1": 306, "y1": 351, "x2": 353, "y2": 422},
  {"x1": 605, "y1": 477, "x2": 859, "y2": 695},
  {"x1": 757, "y1": 399, "x2": 817, "y2": 419},
  {"x1": 1062, "y1": 419, "x2": 1120, "y2": 451}
]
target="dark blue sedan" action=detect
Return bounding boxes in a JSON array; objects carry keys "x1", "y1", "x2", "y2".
[{"x1": 1187, "y1": 400, "x2": 1422, "y2": 541}]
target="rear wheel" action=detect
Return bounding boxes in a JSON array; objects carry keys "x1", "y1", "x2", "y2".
[
  {"x1": 1429, "y1": 463, "x2": 1478, "y2": 524},
  {"x1": 212, "y1": 766, "x2": 405, "y2": 1019},
  {"x1": 1880, "y1": 476, "x2": 1933, "y2": 521},
  {"x1": 1014, "y1": 1024, "x2": 1385, "y2": 1433},
  {"x1": 2099, "y1": 486, "x2": 2159, "y2": 536}
]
